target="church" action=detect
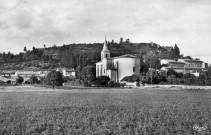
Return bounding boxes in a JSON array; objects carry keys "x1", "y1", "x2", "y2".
[{"x1": 96, "y1": 38, "x2": 141, "y2": 82}]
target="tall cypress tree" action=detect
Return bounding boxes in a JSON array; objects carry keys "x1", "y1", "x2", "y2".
[{"x1": 174, "y1": 44, "x2": 180, "y2": 58}]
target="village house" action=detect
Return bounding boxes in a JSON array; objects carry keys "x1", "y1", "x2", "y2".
[
  {"x1": 13, "y1": 71, "x2": 46, "y2": 77},
  {"x1": 0, "y1": 75, "x2": 16, "y2": 84},
  {"x1": 160, "y1": 59, "x2": 208, "y2": 76},
  {"x1": 56, "y1": 68, "x2": 76, "y2": 78},
  {"x1": 96, "y1": 37, "x2": 141, "y2": 82},
  {"x1": 1, "y1": 69, "x2": 51, "y2": 84},
  {"x1": 11, "y1": 70, "x2": 46, "y2": 83}
]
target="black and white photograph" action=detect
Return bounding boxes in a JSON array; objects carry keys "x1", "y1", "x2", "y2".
[{"x1": 0, "y1": 0, "x2": 211, "y2": 134}]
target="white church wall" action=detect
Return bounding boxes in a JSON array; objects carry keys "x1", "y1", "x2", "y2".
[
  {"x1": 107, "y1": 70, "x2": 117, "y2": 82},
  {"x1": 102, "y1": 59, "x2": 108, "y2": 76},
  {"x1": 113, "y1": 57, "x2": 140, "y2": 82}
]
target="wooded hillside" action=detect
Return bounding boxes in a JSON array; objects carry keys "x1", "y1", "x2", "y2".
[{"x1": 0, "y1": 39, "x2": 181, "y2": 70}]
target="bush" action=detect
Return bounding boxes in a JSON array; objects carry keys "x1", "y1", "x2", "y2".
[
  {"x1": 45, "y1": 70, "x2": 63, "y2": 86},
  {"x1": 167, "y1": 75, "x2": 177, "y2": 84},
  {"x1": 114, "y1": 82, "x2": 120, "y2": 87},
  {"x1": 63, "y1": 76, "x2": 75, "y2": 83},
  {"x1": 74, "y1": 79, "x2": 84, "y2": 86},
  {"x1": 167, "y1": 69, "x2": 184, "y2": 78},
  {"x1": 176, "y1": 72, "x2": 183, "y2": 78},
  {"x1": 83, "y1": 81, "x2": 91, "y2": 87},
  {"x1": 16, "y1": 76, "x2": 24, "y2": 84},
  {"x1": 93, "y1": 76, "x2": 110, "y2": 87},
  {"x1": 108, "y1": 81, "x2": 115, "y2": 87},
  {"x1": 30, "y1": 75, "x2": 39, "y2": 84},
  {"x1": 182, "y1": 73, "x2": 196, "y2": 85},
  {"x1": 196, "y1": 75, "x2": 206, "y2": 86},
  {"x1": 153, "y1": 74, "x2": 167, "y2": 84},
  {"x1": 120, "y1": 83, "x2": 126, "y2": 87},
  {"x1": 167, "y1": 69, "x2": 177, "y2": 77}
]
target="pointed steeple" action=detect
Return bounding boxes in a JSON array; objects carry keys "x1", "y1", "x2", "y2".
[
  {"x1": 102, "y1": 35, "x2": 109, "y2": 51},
  {"x1": 101, "y1": 36, "x2": 110, "y2": 60}
]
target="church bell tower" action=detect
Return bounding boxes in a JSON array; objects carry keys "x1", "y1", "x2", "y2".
[{"x1": 101, "y1": 36, "x2": 110, "y2": 60}]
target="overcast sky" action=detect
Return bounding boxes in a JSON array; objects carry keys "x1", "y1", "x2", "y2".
[{"x1": 0, "y1": 0, "x2": 211, "y2": 63}]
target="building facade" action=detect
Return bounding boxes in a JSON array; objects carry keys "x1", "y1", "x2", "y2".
[
  {"x1": 160, "y1": 59, "x2": 208, "y2": 76},
  {"x1": 96, "y1": 38, "x2": 140, "y2": 82},
  {"x1": 56, "y1": 68, "x2": 76, "y2": 77}
]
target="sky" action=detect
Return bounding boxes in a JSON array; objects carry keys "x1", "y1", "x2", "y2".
[{"x1": 0, "y1": 0, "x2": 211, "y2": 63}]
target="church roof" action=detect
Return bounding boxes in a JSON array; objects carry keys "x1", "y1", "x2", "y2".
[
  {"x1": 114, "y1": 54, "x2": 139, "y2": 59},
  {"x1": 96, "y1": 54, "x2": 139, "y2": 64},
  {"x1": 95, "y1": 57, "x2": 113, "y2": 64},
  {"x1": 105, "y1": 57, "x2": 113, "y2": 60}
]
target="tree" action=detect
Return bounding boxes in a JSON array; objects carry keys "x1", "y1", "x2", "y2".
[
  {"x1": 146, "y1": 69, "x2": 167, "y2": 84},
  {"x1": 182, "y1": 73, "x2": 196, "y2": 85},
  {"x1": 45, "y1": 70, "x2": 63, "y2": 86},
  {"x1": 30, "y1": 75, "x2": 39, "y2": 84},
  {"x1": 119, "y1": 37, "x2": 123, "y2": 44},
  {"x1": 24, "y1": 47, "x2": 27, "y2": 52},
  {"x1": 167, "y1": 75, "x2": 177, "y2": 84},
  {"x1": 32, "y1": 46, "x2": 37, "y2": 54},
  {"x1": 126, "y1": 38, "x2": 130, "y2": 43},
  {"x1": 146, "y1": 69, "x2": 156, "y2": 84},
  {"x1": 173, "y1": 44, "x2": 180, "y2": 58},
  {"x1": 93, "y1": 76, "x2": 110, "y2": 87},
  {"x1": 144, "y1": 51, "x2": 161, "y2": 69},
  {"x1": 167, "y1": 69, "x2": 177, "y2": 77},
  {"x1": 185, "y1": 56, "x2": 192, "y2": 60},
  {"x1": 76, "y1": 65, "x2": 82, "y2": 79},
  {"x1": 16, "y1": 76, "x2": 24, "y2": 84},
  {"x1": 80, "y1": 66, "x2": 96, "y2": 81}
]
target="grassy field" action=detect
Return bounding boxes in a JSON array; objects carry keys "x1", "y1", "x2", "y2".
[{"x1": 0, "y1": 87, "x2": 211, "y2": 134}]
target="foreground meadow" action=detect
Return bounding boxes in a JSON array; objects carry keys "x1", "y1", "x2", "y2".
[{"x1": 0, "y1": 87, "x2": 211, "y2": 134}]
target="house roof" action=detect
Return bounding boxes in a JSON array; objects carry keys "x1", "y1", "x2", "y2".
[
  {"x1": 56, "y1": 68, "x2": 76, "y2": 72},
  {"x1": 162, "y1": 59, "x2": 204, "y2": 64},
  {"x1": 0, "y1": 71, "x2": 15, "y2": 74},
  {"x1": 161, "y1": 59, "x2": 186, "y2": 64},
  {"x1": 184, "y1": 59, "x2": 203, "y2": 63},
  {"x1": 16, "y1": 71, "x2": 42, "y2": 75},
  {"x1": 121, "y1": 74, "x2": 140, "y2": 82},
  {"x1": 0, "y1": 76, "x2": 10, "y2": 82},
  {"x1": 168, "y1": 61, "x2": 186, "y2": 64},
  {"x1": 96, "y1": 54, "x2": 139, "y2": 64}
]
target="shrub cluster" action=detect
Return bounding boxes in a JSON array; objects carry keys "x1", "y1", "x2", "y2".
[{"x1": 144, "y1": 69, "x2": 211, "y2": 86}]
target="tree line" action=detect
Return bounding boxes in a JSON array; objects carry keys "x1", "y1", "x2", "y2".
[{"x1": 1, "y1": 40, "x2": 182, "y2": 73}]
